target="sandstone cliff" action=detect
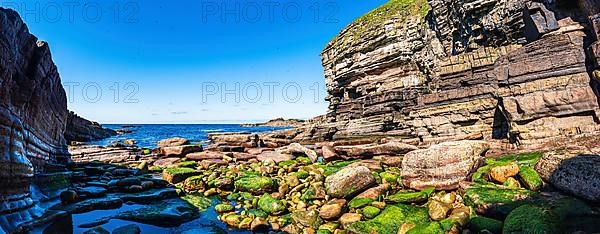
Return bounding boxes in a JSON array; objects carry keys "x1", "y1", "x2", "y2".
[
  {"x1": 0, "y1": 7, "x2": 70, "y2": 233},
  {"x1": 295, "y1": 0, "x2": 600, "y2": 148},
  {"x1": 65, "y1": 111, "x2": 117, "y2": 143}
]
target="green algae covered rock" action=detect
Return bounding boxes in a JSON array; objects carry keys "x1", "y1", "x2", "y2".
[
  {"x1": 177, "y1": 161, "x2": 198, "y2": 169},
  {"x1": 234, "y1": 176, "x2": 276, "y2": 195},
  {"x1": 467, "y1": 216, "x2": 503, "y2": 234},
  {"x1": 181, "y1": 193, "x2": 213, "y2": 211},
  {"x1": 405, "y1": 222, "x2": 444, "y2": 234},
  {"x1": 362, "y1": 206, "x2": 381, "y2": 219},
  {"x1": 502, "y1": 205, "x2": 561, "y2": 234},
  {"x1": 258, "y1": 193, "x2": 286, "y2": 215},
  {"x1": 215, "y1": 203, "x2": 235, "y2": 213},
  {"x1": 163, "y1": 167, "x2": 199, "y2": 184},
  {"x1": 463, "y1": 185, "x2": 535, "y2": 216},
  {"x1": 183, "y1": 175, "x2": 205, "y2": 191},
  {"x1": 346, "y1": 204, "x2": 429, "y2": 234},
  {"x1": 349, "y1": 198, "x2": 374, "y2": 209},
  {"x1": 518, "y1": 166, "x2": 542, "y2": 191},
  {"x1": 380, "y1": 171, "x2": 401, "y2": 185},
  {"x1": 386, "y1": 188, "x2": 434, "y2": 204},
  {"x1": 292, "y1": 208, "x2": 323, "y2": 229}
]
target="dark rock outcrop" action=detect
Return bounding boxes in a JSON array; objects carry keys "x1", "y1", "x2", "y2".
[
  {"x1": 65, "y1": 111, "x2": 117, "y2": 143},
  {"x1": 0, "y1": 7, "x2": 70, "y2": 233}
]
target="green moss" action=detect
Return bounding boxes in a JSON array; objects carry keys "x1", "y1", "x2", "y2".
[
  {"x1": 164, "y1": 167, "x2": 196, "y2": 175},
  {"x1": 503, "y1": 205, "x2": 561, "y2": 234},
  {"x1": 362, "y1": 206, "x2": 381, "y2": 219},
  {"x1": 297, "y1": 157, "x2": 312, "y2": 164},
  {"x1": 467, "y1": 216, "x2": 503, "y2": 234},
  {"x1": 463, "y1": 185, "x2": 536, "y2": 217},
  {"x1": 177, "y1": 161, "x2": 198, "y2": 168},
  {"x1": 181, "y1": 194, "x2": 213, "y2": 211},
  {"x1": 258, "y1": 193, "x2": 286, "y2": 215},
  {"x1": 349, "y1": 198, "x2": 374, "y2": 209},
  {"x1": 488, "y1": 152, "x2": 542, "y2": 167},
  {"x1": 405, "y1": 222, "x2": 444, "y2": 234},
  {"x1": 291, "y1": 170, "x2": 310, "y2": 179},
  {"x1": 278, "y1": 160, "x2": 297, "y2": 168},
  {"x1": 346, "y1": 204, "x2": 429, "y2": 234},
  {"x1": 149, "y1": 166, "x2": 163, "y2": 172},
  {"x1": 246, "y1": 209, "x2": 268, "y2": 218},
  {"x1": 517, "y1": 166, "x2": 542, "y2": 191},
  {"x1": 386, "y1": 188, "x2": 434, "y2": 204},
  {"x1": 183, "y1": 175, "x2": 205, "y2": 191},
  {"x1": 163, "y1": 167, "x2": 199, "y2": 183},
  {"x1": 471, "y1": 165, "x2": 492, "y2": 184},
  {"x1": 142, "y1": 149, "x2": 152, "y2": 155},
  {"x1": 234, "y1": 176, "x2": 276, "y2": 194},
  {"x1": 215, "y1": 203, "x2": 235, "y2": 213}
]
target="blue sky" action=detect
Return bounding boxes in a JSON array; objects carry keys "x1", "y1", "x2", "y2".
[{"x1": 7, "y1": 0, "x2": 387, "y2": 123}]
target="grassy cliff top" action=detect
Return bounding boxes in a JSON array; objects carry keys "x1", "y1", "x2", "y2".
[{"x1": 324, "y1": 0, "x2": 430, "y2": 54}]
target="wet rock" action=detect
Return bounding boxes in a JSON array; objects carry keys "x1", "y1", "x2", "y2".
[
  {"x1": 402, "y1": 141, "x2": 488, "y2": 190},
  {"x1": 115, "y1": 198, "x2": 199, "y2": 227},
  {"x1": 346, "y1": 204, "x2": 429, "y2": 234},
  {"x1": 215, "y1": 204, "x2": 235, "y2": 213},
  {"x1": 78, "y1": 186, "x2": 108, "y2": 198},
  {"x1": 160, "y1": 145, "x2": 203, "y2": 157},
  {"x1": 60, "y1": 190, "x2": 79, "y2": 204},
  {"x1": 162, "y1": 167, "x2": 199, "y2": 184},
  {"x1": 140, "y1": 181, "x2": 154, "y2": 190},
  {"x1": 112, "y1": 224, "x2": 141, "y2": 234},
  {"x1": 535, "y1": 153, "x2": 600, "y2": 202},
  {"x1": 489, "y1": 162, "x2": 520, "y2": 183},
  {"x1": 292, "y1": 208, "x2": 323, "y2": 229},
  {"x1": 334, "y1": 142, "x2": 417, "y2": 159},
  {"x1": 52, "y1": 197, "x2": 123, "y2": 214},
  {"x1": 319, "y1": 199, "x2": 346, "y2": 220},
  {"x1": 183, "y1": 176, "x2": 205, "y2": 191},
  {"x1": 325, "y1": 166, "x2": 376, "y2": 198},
  {"x1": 258, "y1": 193, "x2": 286, "y2": 215},
  {"x1": 234, "y1": 176, "x2": 275, "y2": 195},
  {"x1": 157, "y1": 137, "x2": 190, "y2": 147},
  {"x1": 83, "y1": 226, "x2": 110, "y2": 234},
  {"x1": 126, "y1": 185, "x2": 144, "y2": 193},
  {"x1": 503, "y1": 204, "x2": 560, "y2": 233},
  {"x1": 117, "y1": 178, "x2": 141, "y2": 187},
  {"x1": 257, "y1": 151, "x2": 295, "y2": 164}
]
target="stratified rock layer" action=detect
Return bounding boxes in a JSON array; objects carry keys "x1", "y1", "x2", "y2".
[
  {"x1": 0, "y1": 7, "x2": 70, "y2": 233},
  {"x1": 295, "y1": 0, "x2": 600, "y2": 148}
]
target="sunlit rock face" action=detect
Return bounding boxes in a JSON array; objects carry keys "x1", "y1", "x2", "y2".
[
  {"x1": 0, "y1": 7, "x2": 70, "y2": 233},
  {"x1": 297, "y1": 0, "x2": 600, "y2": 147}
]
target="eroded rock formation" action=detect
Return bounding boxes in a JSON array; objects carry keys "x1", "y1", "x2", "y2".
[
  {"x1": 0, "y1": 7, "x2": 70, "y2": 233},
  {"x1": 296, "y1": 0, "x2": 600, "y2": 149},
  {"x1": 65, "y1": 111, "x2": 117, "y2": 143}
]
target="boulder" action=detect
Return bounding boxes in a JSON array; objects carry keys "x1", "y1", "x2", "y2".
[
  {"x1": 325, "y1": 166, "x2": 376, "y2": 198},
  {"x1": 321, "y1": 145, "x2": 339, "y2": 162},
  {"x1": 258, "y1": 193, "x2": 286, "y2": 215},
  {"x1": 256, "y1": 151, "x2": 294, "y2": 164},
  {"x1": 334, "y1": 142, "x2": 418, "y2": 159},
  {"x1": 160, "y1": 145, "x2": 203, "y2": 157},
  {"x1": 280, "y1": 143, "x2": 319, "y2": 163},
  {"x1": 401, "y1": 141, "x2": 489, "y2": 190},
  {"x1": 157, "y1": 137, "x2": 190, "y2": 147},
  {"x1": 291, "y1": 209, "x2": 323, "y2": 229},
  {"x1": 489, "y1": 162, "x2": 520, "y2": 183},
  {"x1": 319, "y1": 199, "x2": 346, "y2": 220},
  {"x1": 535, "y1": 153, "x2": 600, "y2": 202},
  {"x1": 503, "y1": 205, "x2": 560, "y2": 233},
  {"x1": 186, "y1": 151, "x2": 224, "y2": 161},
  {"x1": 162, "y1": 168, "x2": 200, "y2": 184},
  {"x1": 523, "y1": 2, "x2": 559, "y2": 42},
  {"x1": 234, "y1": 176, "x2": 276, "y2": 195}
]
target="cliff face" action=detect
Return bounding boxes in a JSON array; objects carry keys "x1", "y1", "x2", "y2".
[
  {"x1": 0, "y1": 7, "x2": 70, "y2": 233},
  {"x1": 304, "y1": 0, "x2": 600, "y2": 146},
  {"x1": 65, "y1": 111, "x2": 117, "y2": 143}
]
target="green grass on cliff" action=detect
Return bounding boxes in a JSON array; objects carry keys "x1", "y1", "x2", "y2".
[{"x1": 326, "y1": 0, "x2": 430, "y2": 57}]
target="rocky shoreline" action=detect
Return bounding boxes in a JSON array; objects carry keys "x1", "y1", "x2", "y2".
[
  {"x1": 53, "y1": 133, "x2": 600, "y2": 234},
  {"x1": 240, "y1": 118, "x2": 306, "y2": 128}
]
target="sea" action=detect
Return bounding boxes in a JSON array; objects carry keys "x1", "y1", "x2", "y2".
[{"x1": 90, "y1": 124, "x2": 291, "y2": 148}]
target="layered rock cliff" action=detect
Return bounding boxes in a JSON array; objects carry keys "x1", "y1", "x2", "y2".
[
  {"x1": 297, "y1": 0, "x2": 600, "y2": 148},
  {"x1": 0, "y1": 7, "x2": 70, "y2": 233}
]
